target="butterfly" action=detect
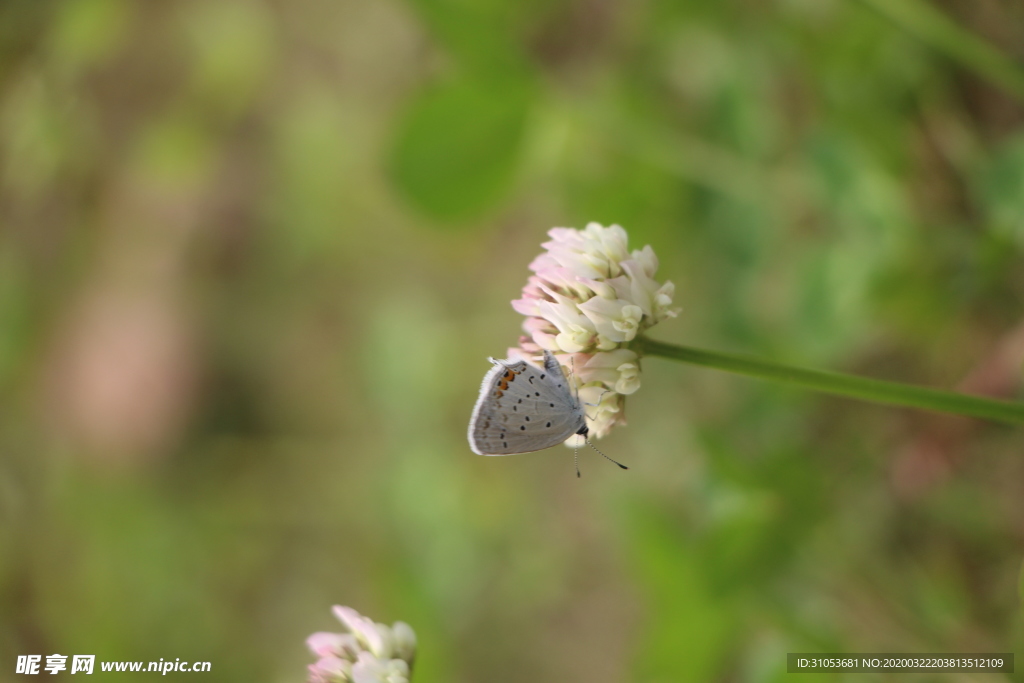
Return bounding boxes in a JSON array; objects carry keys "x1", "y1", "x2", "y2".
[{"x1": 467, "y1": 350, "x2": 627, "y2": 476}]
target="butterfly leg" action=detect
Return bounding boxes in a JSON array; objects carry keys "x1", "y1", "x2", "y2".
[{"x1": 582, "y1": 389, "x2": 613, "y2": 419}]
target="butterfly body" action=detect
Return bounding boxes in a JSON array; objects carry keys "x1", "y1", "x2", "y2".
[{"x1": 468, "y1": 351, "x2": 586, "y2": 456}]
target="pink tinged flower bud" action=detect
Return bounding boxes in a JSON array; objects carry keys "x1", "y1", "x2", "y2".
[
  {"x1": 521, "y1": 317, "x2": 558, "y2": 351},
  {"x1": 307, "y1": 656, "x2": 352, "y2": 683},
  {"x1": 510, "y1": 298, "x2": 539, "y2": 317},
  {"x1": 521, "y1": 275, "x2": 549, "y2": 300},
  {"x1": 332, "y1": 606, "x2": 390, "y2": 659},
  {"x1": 528, "y1": 267, "x2": 586, "y2": 299},
  {"x1": 510, "y1": 277, "x2": 550, "y2": 315},
  {"x1": 574, "y1": 275, "x2": 618, "y2": 300},
  {"x1": 538, "y1": 249, "x2": 600, "y2": 280},
  {"x1": 307, "y1": 632, "x2": 360, "y2": 660}
]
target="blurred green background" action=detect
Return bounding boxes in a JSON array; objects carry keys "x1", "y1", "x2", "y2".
[{"x1": 2, "y1": 0, "x2": 1024, "y2": 681}]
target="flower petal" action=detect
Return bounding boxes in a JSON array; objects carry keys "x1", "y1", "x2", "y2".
[
  {"x1": 333, "y1": 606, "x2": 389, "y2": 659},
  {"x1": 577, "y1": 297, "x2": 643, "y2": 343},
  {"x1": 391, "y1": 622, "x2": 417, "y2": 663}
]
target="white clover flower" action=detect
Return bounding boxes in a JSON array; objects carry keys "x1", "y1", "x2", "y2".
[
  {"x1": 510, "y1": 223, "x2": 679, "y2": 440},
  {"x1": 305, "y1": 607, "x2": 416, "y2": 683}
]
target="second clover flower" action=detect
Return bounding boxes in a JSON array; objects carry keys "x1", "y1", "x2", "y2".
[
  {"x1": 306, "y1": 606, "x2": 416, "y2": 683},
  {"x1": 509, "y1": 223, "x2": 679, "y2": 440}
]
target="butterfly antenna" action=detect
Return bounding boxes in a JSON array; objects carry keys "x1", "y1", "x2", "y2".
[
  {"x1": 574, "y1": 434, "x2": 581, "y2": 478},
  {"x1": 586, "y1": 437, "x2": 629, "y2": 470}
]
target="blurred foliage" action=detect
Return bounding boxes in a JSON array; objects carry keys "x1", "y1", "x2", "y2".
[{"x1": 1, "y1": 0, "x2": 1024, "y2": 682}]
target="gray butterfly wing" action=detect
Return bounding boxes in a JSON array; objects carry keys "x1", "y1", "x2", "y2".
[{"x1": 468, "y1": 351, "x2": 586, "y2": 455}]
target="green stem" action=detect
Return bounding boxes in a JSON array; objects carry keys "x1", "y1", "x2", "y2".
[{"x1": 635, "y1": 337, "x2": 1024, "y2": 425}]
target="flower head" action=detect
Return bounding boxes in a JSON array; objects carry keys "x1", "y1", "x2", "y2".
[
  {"x1": 306, "y1": 606, "x2": 416, "y2": 683},
  {"x1": 510, "y1": 223, "x2": 678, "y2": 439}
]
